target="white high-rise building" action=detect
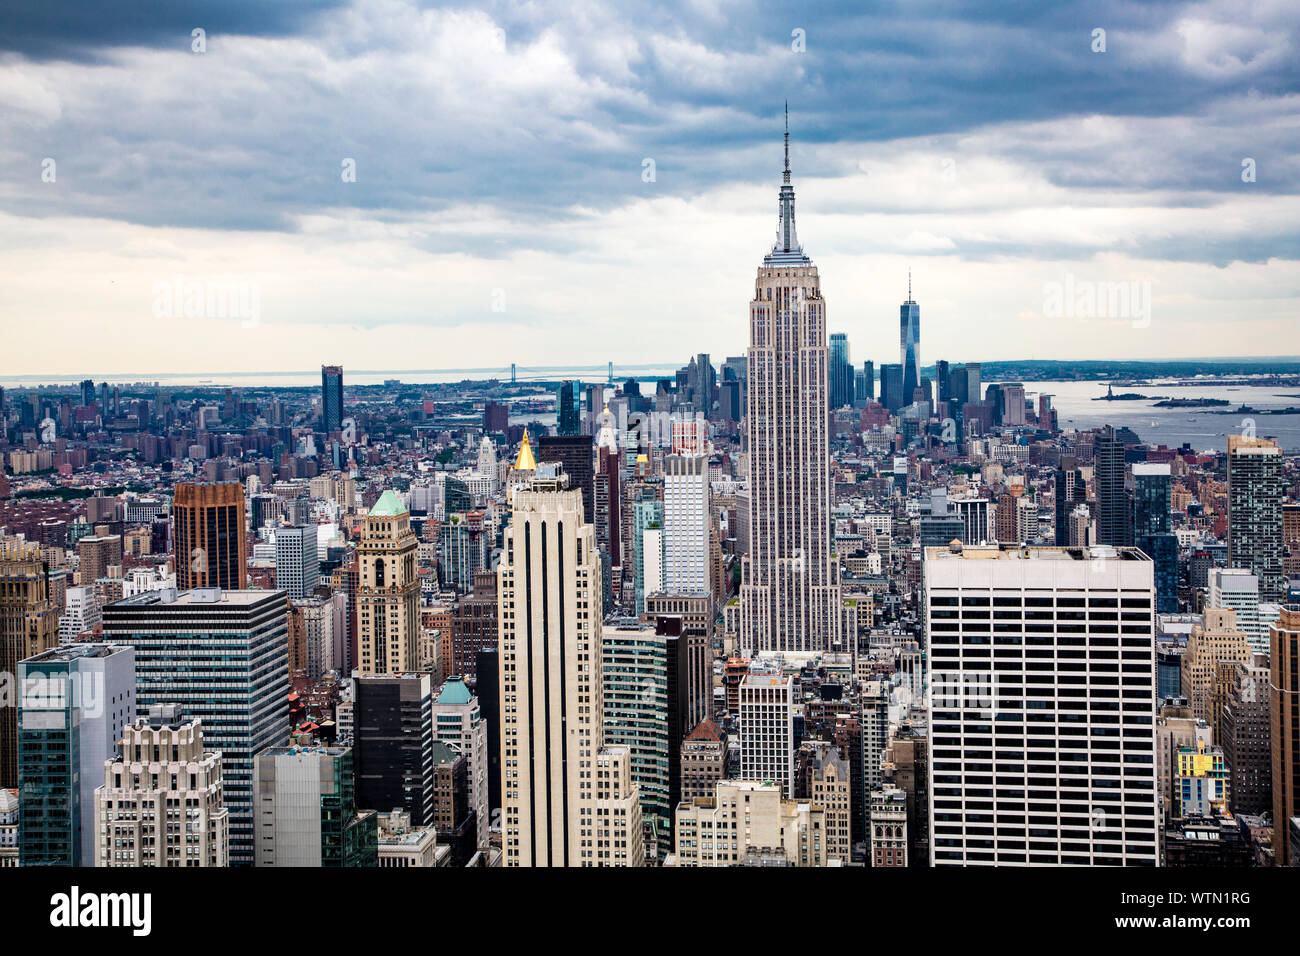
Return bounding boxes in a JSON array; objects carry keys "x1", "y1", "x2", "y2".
[
  {"x1": 274, "y1": 523, "x2": 320, "y2": 600},
  {"x1": 951, "y1": 496, "x2": 994, "y2": 545},
  {"x1": 95, "y1": 704, "x2": 228, "y2": 867},
  {"x1": 738, "y1": 662, "x2": 794, "y2": 796},
  {"x1": 642, "y1": 527, "x2": 664, "y2": 600},
  {"x1": 924, "y1": 543, "x2": 1159, "y2": 866},
  {"x1": 740, "y1": 109, "x2": 842, "y2": 656},
  {"x1": 663, "y1": 454, "x2": 710, "y2": 595},
  {"x1": 476, "y1": 436, "x2": 498, "y2": 490},
  {"x1": 498, "y1": 464, "x2": 644, "y2": 866},
  {"x1": 1208, "y1": 568, "x2": 1266, "y2": 654},
  {"x1": 59, "y1": 584, "x2": 101, "y2": 641}
]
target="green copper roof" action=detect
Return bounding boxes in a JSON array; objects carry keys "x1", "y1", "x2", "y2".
[
  {"x1": 437, "y1": 677, "x2": 473, "y2": 705},
  {"x1": 369, "y1": 490, "x2": 407, "y2": 517}
]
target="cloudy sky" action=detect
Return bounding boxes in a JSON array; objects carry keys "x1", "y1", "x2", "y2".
[{"x1": 1, "y1": 0, "x2": 1297, "y2": 379}]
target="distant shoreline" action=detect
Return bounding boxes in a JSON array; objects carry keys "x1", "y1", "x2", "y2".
[{"x1": 4, "y1": 357, "x2": 1300, "y2": 390}]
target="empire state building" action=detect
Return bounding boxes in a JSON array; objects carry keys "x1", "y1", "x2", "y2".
[{"x1": 740, "y1": 108, "x2": 843, "y2": 655}]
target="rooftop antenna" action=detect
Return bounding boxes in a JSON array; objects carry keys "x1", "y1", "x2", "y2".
[{"x1": 783, "y1": 101, "x2": 791, "y2": 184}]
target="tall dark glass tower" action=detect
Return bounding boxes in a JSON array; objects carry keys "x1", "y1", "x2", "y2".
[
  {"x1": 935, "y1": 360, "x2": 950, "y2": 403},
  {"x1": 353, "y1": 672, "x2": 434, "y2": 826},
  {"x1": 1095, "y1": 425, "x2": 1133, "y2": 547},
  {"x1": 321, "y1": 364, "x2": 344, "y2": 434},
  {"x1": 556, "y1": 380, "x2": 580, "y2": 435},
  {"x1": 829, "y1": 333, "x2": 854, "y2": 409},
  {"x1": 536, "y1": 433, "x2": 595, "y2": 523},
  {"x1": 900, "y1": 275, "x2": 921, "y2": 406},
  {"x1": 1133, "y1": 463, "x2": 1178, "y2": 611},
  {"x1": 881, "y1": 363, "x2": 904, "y2": 412}
]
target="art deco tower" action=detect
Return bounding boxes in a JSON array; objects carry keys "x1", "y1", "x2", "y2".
[
  {"x1": 0, "y1": 540, "x2": 59, "y2": 788},
  {"x1": 740, "y1": 107, "x2": 843, "y2": 655},
  {"x1": 497, "y1": 465, "x2": 644, "y2": 866},
  {"x1": 356, "y1": 490, "x2": 421, "y2": 674}
]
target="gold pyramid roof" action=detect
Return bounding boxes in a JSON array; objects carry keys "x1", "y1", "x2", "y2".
[{"x1": 515, "y1": 428, "x2": 537, "y2": 471}]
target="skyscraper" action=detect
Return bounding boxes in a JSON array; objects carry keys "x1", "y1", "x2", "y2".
[
  {"x1": 857, "y1": 359, "x2": 875, "y2": 404},
  {"x1": 1094, "y1": 426, "x2": 1132, "y2": 547},
  {"x1": 900, "y1": 277, "x2": 921, "y2": 406},
  {"x1": 536, "y1": 434, "x2": 595, "y2": 524},
  {"x1": 1209, "y1": 568, "x2": 1267, "y2": 654},
  {"x1": 1054, "y1": 457, "x2": 1087, "y2": 546},
  {"x1": 102, "y1": 588, "x2": 290, "y2": 866},
  {"x1": 1270, "y1": 605, "x2": 1300, "y2": 865},
  {"x1": 739, "y1": 662, "x2": 795, "y2": 796},
  {"x1": 497, "y1": 465, "x2": 644, "y2": 866},
  {"x1": 95, "y1": 704, "x2": 229, "y2": 867},
  {"x1": 632, "y1": 497, "x2": 664, "y2": 616},
  {"x1": 555, "y1": 380, "x2": 580, "y2": 435},
  {"x1": 828, "y1": 332, "x2": 853, "y2": 410},
  {"x1": 924, "y1": 543, "x2": 1159, "y2": 866},
  {"x1": 353, "y1": 672, "x2": 434, "y2": 826},
  {"x1": 935, "y1": 359, "x2": 950, "y2": 403},
  {"x1": 254, "y1": 744, "x2": 377, "y2": 867},
  {"x1": 663, "y1": 454, "x2": 710, "y2": 596},
  {"x1": 173, "y1": 482, "x2": 248, "y2": 591},
  {"x1": 593, "y1": 406, "x2": 623, "y2": 571},
  {"x1": 274, "y1": 523, "x2": 320, "y2": 600},
  {"x1": 0, "y1": 540, "x2": 60, "y2": 788},
  {"x1": 1179, "y1": 608, "x2": 1250, "y2": 731},
  {"x1": 17, "y1": 644, "x2": 136, "y2": 867},
  {"x1": 1132, "y1": 463, "x2": 1177, "y2": 613},
  {"x1": 1227, "y1": 434, "x2": 1284, "y2": 600},
  {"x1": 356, "y1": 490, "x2": 420, "y2": 674},
  {"x1": 740, "y1": 109, "x2": 843, "y2": 655},
  {"x1": 431, "y1": 676, "x2": 490, "y2": 850},
  {"x1": 1217, "y1": 652, "x2": 1272, "y2": 817},
  {"x1": 602, "y1": 620, "x2": 692, "y2": 858},
  {"x1": 880, "y1": 363, "x2": 904, "y2": 413},
  {"x1": 321, "y1": 365, "x2": 344, "y2": 435}
]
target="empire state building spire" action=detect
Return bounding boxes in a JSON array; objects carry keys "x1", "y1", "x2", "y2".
[
  {"x1": 783, "y1": 101, "x2": 791, "y2": 184},
  {"x1": 743, "y1": 103, "x2": 842, "y2": 656},
  {"x1": 769, "y1": 102, "x2": 804, "y2": 262}
]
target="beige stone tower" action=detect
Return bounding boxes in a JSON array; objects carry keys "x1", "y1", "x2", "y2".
[
  {"x1": 0, "y1": 540, "x2": 59, "y2": 787},
  {"x1": 498, "y1": 465, "x2": 643, "y2": 866},
  {"x1": 1181, "y1": 607, "x2": 1250, "y2": 733},
  {"x1": 95, "y1": 704, "x2": 229, "y2": 867},
  {"x1": 357, "y1": 490, "x2": 421, "y2": 674},
  {"x1": 740, "y1": 106, "x2": 842, "y2": 655}
]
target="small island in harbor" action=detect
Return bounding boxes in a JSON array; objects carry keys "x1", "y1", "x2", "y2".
[
  {"x1": 1094, "y1": 385, "x2": 1160, "y2": 401},
  {"x1": 1152, "y1": 397, "x2": 1231, "y2": 408},
  {"x1": 1208, "y1": 404, "x2": 1300, "y2": 415}
]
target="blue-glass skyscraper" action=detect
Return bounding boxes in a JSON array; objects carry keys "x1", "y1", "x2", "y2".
[
  {"x1": 829, "y1": 333, "x2": 854, "y2": 410},
  {"x1": 17, "y1": 644, "x2": 136, "y2": 866},
  {"x1": 321, "y1": 364, "x2": 344, "y2": 434},
  {"x1": 900, "y1": 276, "x2": 921, "y2": 407},
  {"x1": 556, "y1": 380, "x2": 580, "y2": 435},
  {"x1": 1133, "y1": 463, "x2": 1178, "y2": 612}
]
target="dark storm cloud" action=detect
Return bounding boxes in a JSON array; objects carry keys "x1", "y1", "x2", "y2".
[
  {"x1": 0, "y1": 0, "x2": 347, "y2": 59},
  {"x1": 0, "y1": 0, "x2": 1296, "y2": 266}
]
